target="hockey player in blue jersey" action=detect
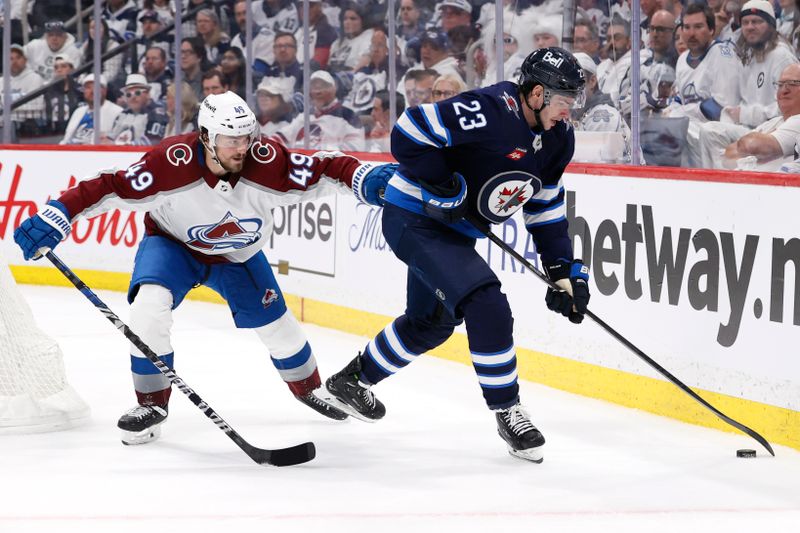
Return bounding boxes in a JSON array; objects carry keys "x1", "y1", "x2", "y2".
[{"x1": 325, "y1": 47, "x2": 591, "y2": 463}]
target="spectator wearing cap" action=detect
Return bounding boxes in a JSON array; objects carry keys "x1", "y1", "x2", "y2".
[
  {"x1": 23, "y1": 20, "x2": 80, "y2": 83},
  {"x1": 0, "y1": 44, "x2": 45, "y2": 130},
  {"x1": 255, "y1": 76, "x2": 297, "y2": 137},
  {"x1": 329, "y1": 3, "x2": 375, "y2": 73},
  {"x1": 571, "y1": 51, "x2": 633, "y2": 161},
  {"x1": 294, "y1": 0, "x2": 338, "y2": 68},
  {"x1": 46, "y1": 55, "x2": 81, "y2": 135},
  {"x1": 102, "y1": 0, "x2": 139, "y2": 38},
  {"x1": 196, "y1": 8, "x2": 231, "y2": 65},
  {"x1": 437, "y1": 0, "x2": 473, "y2": 33},
  {"x1": 136, "y1": 10, "x2": 172, "y2": 67},
  {"x1": 60, "y1": 74, "x2": 123, "y2": 145},
  {"x1": 80, "y1": 18, "x2": 124, "y2": 92},
  {"x1": 164, "y1": 81, "x2": 199, "y2": 137},
  {"x1": 723, "y1": 0, "x2": 799, "y2": 128},
  {"x1": 201, "y1": 70, "x2": 230, "y2": 97},
  {"x1": 417, "y1": 30, "x2": 464, "y2": 83},
  {"x1": 104, "y1": 73, "x2": 168, "y2": 145},
  {"x1": 278, "y1": 70, "x2": 365, "y2": 151},
  {"x1": 256, "y1": 32, "x2": 305, "y2": 93},
  {"x1": 699, "y1": 63, "x2": 800, "y2": 169},
  {"x1": 142, "y1": 47, "x2": 173, "y2": 104}
]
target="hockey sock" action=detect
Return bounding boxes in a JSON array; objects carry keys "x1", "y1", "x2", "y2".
[
  {"x1": 460, "y1": 285, "x2": 519, "y2": 409},
  {"x1": 359, "y1": 314, "x2": 454, "y2": 384}
]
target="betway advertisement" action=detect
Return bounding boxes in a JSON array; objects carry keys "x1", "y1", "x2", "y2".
[{"x1": 1, "y1": 146, "x2": 797, "y2": 412}]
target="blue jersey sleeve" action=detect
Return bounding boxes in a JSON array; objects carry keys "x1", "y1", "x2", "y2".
[{"x1": 390, "y1": 92, "x2": 496, "y2": 187}]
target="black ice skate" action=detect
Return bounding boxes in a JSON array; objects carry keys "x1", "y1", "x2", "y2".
[
  {"x1": 117, "y1": 404, "x2": 168, "y2": 445},
  {"x1": 495, "y1": 403, "x2": 545, "y2": 463},
  {"x1": 325, "y1": 355, "x2": 386, "y2": 423},
  {"x1": 295, "y1": 387, "x2": 349, "y2": 420}
]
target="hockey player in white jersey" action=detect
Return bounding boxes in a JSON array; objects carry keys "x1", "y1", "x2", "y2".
[
  {"x1": 14, "y1": 91, "x2": 395, "y2": 445},
  {"x1": 666, "y1": 3, "x2": 742, "y2": 166}
]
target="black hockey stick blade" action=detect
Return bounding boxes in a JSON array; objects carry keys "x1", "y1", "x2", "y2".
[
  {"x1": 44, "y1": 250, "x2": 319, "y2": 466},
  {"x1": 470, "y1": 220, "x2": 775, "y2": 456},
  {"x1": 240, "y1": 439, "x2": 316, "y2": 467}
]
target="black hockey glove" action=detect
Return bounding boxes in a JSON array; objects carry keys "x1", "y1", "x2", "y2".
[
  {"x1": 544, "y1": 259, "x2": 590, "y2": 324},
  {"x1": 420, "y1": 173, "x2": 468, "y2": 225}
]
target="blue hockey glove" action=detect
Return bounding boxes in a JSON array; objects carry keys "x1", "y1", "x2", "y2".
[
  {"x1": 352, "y1": 163, "x2": 398, "y2": 206},
  {"x1": 544, "y1": 259, "x2": 590, "y2": 324},
  {"x1": 420, "y1": 173, "x2": 468, "y2": 225},
  {"x1": 14, "y1": 200, "x2": 72, "y2": 261}
]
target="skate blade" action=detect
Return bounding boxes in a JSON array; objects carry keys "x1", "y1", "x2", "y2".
[
  {"x1": 506, "y1": 444, "x2": 544, "y2": 463},
  {"x1": 120, "y1": 424, "x2": 162, "y2": 445},
  {"x1": 306, "y1": 390, "x2": 350, "y2": 421},
  {"x1": 323, "y1": 386, "x2": 379, "y2": 424}
]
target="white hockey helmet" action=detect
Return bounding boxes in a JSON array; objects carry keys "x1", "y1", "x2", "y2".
[{"x1": 198, "y1": 91, "x2": 258, "y2": 152}]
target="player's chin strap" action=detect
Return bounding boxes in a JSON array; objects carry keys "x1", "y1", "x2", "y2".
[{"x1": 522, "y1": 86, "x2": 547, "y2": 133}]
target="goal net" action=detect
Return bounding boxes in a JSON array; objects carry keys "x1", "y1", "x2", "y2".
[{"x1": 0, "y1": 251, "x2": 89, "y2": 433}]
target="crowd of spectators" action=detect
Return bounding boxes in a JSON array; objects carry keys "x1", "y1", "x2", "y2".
[{"x1": 1, "y1": 0, "x2": 800, "y2": 170}]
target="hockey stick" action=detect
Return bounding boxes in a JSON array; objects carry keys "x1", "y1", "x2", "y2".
[
  {"x1": 44, "y1": 250, "x2": 316, "y2": 467},
  {"x1": 471, "y1": 220, "x2": 775, "y2": 456}
]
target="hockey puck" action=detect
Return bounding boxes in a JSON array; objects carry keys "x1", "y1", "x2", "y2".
[{"x1": 736, "y1": 449, "x2": 756, "y2": 458}]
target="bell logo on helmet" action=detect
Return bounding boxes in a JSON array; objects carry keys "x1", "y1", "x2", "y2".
[{"x1": 542, "y1": 51, "x2": 564, "y2": 68}]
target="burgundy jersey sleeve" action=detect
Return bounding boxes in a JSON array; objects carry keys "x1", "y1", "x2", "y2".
[
  {"x1": 58, "y1": 134, "x2": 202, "y2": 220},
  {"x1": 245, "y1": 138, "x2": 363, "y2": 194}
]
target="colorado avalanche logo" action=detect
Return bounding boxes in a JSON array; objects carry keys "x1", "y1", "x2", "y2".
[
  {"x1": 500, "y1": 91, "x2": 520, "y2": 119},
  {"x1": 250, "y1": 140, "x2": 278, "y2": 164},
  {"x1": 261, "y1": 288, "x2": 279, "y2": 308},
  {"x1": 166, "y1": 143, "x2": 193, "y2": 166},
  {"x1": 185, "y1": 211, "x2": 263, "y2": 251},
  {"x1": 476, "y1": 171, "x2": 540, "y2": 224}
]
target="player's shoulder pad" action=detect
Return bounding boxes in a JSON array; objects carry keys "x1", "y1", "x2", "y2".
[{"x1": 248, "y1": 135, "x2": 284, "y2": 165}]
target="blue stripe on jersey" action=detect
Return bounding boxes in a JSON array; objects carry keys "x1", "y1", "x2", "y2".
[
  {"x1": 395, "y1": 112, "x2": 440, "y2": 147},
  {"x1": 434, "y1": 104, "x2": 452, "y2": 146},
  {"x1": 271, "y1": 342, "x2": 312, "y2": 370},
  {"x1": 419, "y1": 104, "x2": 450, "y2": 146},
  {"x1": 403, "y1": 109, "x2": 443, "y2": 148},
  {"x1": 525, "y1": 215, "x2": 567, "y2": 228},
  {"x1": 131, "y1": 353, "x2": 174, "y2": 375}
]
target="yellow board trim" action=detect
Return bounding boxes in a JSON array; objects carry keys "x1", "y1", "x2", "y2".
[{"x1": 13, "y1": 264, "x2": 798, "y2": 452}]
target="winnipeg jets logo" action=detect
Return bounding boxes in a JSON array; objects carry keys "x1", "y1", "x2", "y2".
[
  {"x1": 261, "y1": 288, "x2": 279, "y2": 308},
  {"x1": 494, "y1": 185, "x2": 528, "y2": 213},
  {"x1": 185, "y1": 211, "x2": 263, "y2": 251},
  {"x1": 757, "y1": 72, "x2": 765, "y2": 88},
  {"x1": 532, "y1": 135, "x2": 543, "y2": 153},
  {"x1": 477, "y1": 171, "x2": 541, "y2": 224},
  {"x1": 500, "y1": 91, "x2": 520, "y2": 119}
]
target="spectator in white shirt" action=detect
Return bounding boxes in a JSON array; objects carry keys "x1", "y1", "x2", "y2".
[
  {"x1": 1, "y1": 44, "x2": 45, "y2": 124},
  {"x1": 60, "y1": 74, "x2": 123, "y2": 145},
  {"x1": 24, "y1": 20, "x2": 81, "y2": 83},
  {"x1": 699, "y1": 63, "x2": 800, "y2": 169}
]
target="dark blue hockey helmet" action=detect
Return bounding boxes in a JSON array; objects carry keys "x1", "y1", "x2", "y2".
[{"x1": 518, "y1": 47, "x2": 586, "y2": 107}]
